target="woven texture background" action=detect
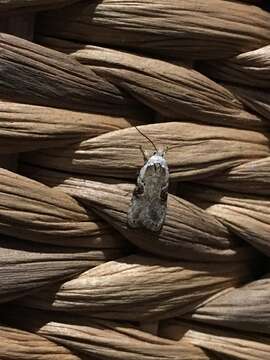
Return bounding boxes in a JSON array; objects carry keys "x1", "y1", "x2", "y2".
[{"x1": 0, "y1": 1, "x2": 270, "y2": 359}]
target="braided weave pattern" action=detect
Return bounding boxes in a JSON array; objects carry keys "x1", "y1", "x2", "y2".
[{"x1": 0, "y1": 1, "x2": 270, "y2": 359}]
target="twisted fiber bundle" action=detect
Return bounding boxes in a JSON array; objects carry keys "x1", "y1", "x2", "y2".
[
  {"x1": 0, "y1": 306, "x2": 211, "y2": 360},
  {"x1": 19, "y1": 166, "x2": 255, "y2": 262},
  {"x1": 36, "y1": 37, "x2": 268, "y2": 129},
  {"x1": 199, "y1": 45, "x2": 270, "y2": 88},
  {"x1": 0, "y1": 234, "x2": 125, "y2": 303},
  {"x1": 188, "y1": 274, "x2": 270, "y2": 334},
  {"x1": 160, "y1": 320, "x2": 270, "y2": 360},
  {"x1": 36, "y1": 0, "x2": 270, "y2": 59},
  {"x1": 0, "y1": 100, "x2": 143, "y2": 153},
  {"x1": 180, "y1": 184, "x2": 270, "y2": 256},
  {"x1": 0, "y1": 324, "x2": 81, "y2": 360},
  {"x1": 0, "y1": 1, "x2": 270, "y2": 359}
]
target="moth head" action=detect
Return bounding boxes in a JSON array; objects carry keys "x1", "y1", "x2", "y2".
[{"x1": 157, "y1": 146, "x2": 168, "y2": 157}]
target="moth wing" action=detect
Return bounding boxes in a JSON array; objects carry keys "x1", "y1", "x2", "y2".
[
  {"x1": 127, "y1": 189, "x2": 144, "y2": 228},
  {"x1": 142, "y1": 199, "x2": 167, "y2": 232}
]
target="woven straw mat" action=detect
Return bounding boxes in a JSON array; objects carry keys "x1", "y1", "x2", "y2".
[{"x1": 0, "y1": 0, "x2": 270, "y2": 359}]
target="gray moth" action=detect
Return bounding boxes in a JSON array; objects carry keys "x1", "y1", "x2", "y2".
[{"x1": 127, "y1": 128, "x2": 169, "y2": 232}]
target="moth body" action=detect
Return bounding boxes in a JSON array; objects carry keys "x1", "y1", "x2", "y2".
[{"x1": 128, "y1": 149, "x2": 169, "y2": 232}]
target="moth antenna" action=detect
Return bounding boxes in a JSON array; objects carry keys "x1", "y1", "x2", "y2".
[{"x1": 135, "y1": 126, "x2": 158, "y2": 152}]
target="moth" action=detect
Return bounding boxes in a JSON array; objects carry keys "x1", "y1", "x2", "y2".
[{"x1": 127, "y1": 127, "x2": 169, "y2": 232}]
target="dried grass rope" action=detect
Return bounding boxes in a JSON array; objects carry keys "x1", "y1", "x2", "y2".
[{"x1": 0, "y1": 0, "x2": 270, "y2": 359}]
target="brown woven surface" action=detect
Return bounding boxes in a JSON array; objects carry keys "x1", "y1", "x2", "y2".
[{"x1": 0, "y1": 1, "x2": 270, "y2": 359}]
